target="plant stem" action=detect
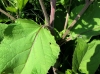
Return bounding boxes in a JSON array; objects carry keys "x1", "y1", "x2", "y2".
[
  {"x1": 85, "y1": 0, "x2": 89, "y2": 3},
  {"x1": 39, "y1": 0, "x2": 49, "y2": 26},
  {"x1": 62, "y1": 0, "x2": 94, "y2": 39},
  {"x1": 0, "y1": 8, "x2": 16, "y2": 21},
  {"x1": 64, "y1": 13, "x2": 69, "y2": 30},
  {"x1": 50, "y1": 0, "x2": 56, "y2": 27},
  {"x1": 52, "y1": 67, "x2": 57, "y2": 74},
  {"x1": 64, "y1": 0, "x2": 72, "y2": 30}
]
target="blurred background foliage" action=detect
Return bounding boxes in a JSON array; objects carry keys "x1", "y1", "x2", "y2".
[{"x1": 0, "y1": 0, "x2": 85, "y2": 28}]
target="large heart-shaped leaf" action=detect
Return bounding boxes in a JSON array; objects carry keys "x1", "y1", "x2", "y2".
[{"x1": 0, "y1": 19, "x2": 60, "y2": 74}]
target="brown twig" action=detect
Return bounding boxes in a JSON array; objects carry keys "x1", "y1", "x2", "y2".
[
  {"x1": 62, "y1": 0, "x2": 94, "y2": 39},
  {"x1": 64, "y1": 13, "x2": 69, "y2": 30},
  {"x1": 39, "y1": 0, "x2": 49, "y2": 26},
  {"x1": 0, "y1": 8, "x2": 16, "y2": 21},
  {"x1": 64, "y1": 0, "x2": 72, "y2": 30},
  {"x1": 52, "y1": 67, "x2": 57, "y2": 74},
  {"x1": 85, "y1": 0, "x2": 89, "y2": 3},
  {"x1": 50, "y1": 0, "x2": 56, "y2": 27}
]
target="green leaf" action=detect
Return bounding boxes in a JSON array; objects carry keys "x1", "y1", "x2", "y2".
[
  {"x1": 72, "y1": 38, "x2": 100, "y2": 74},
  {"x1": 60, "y1": 0, "x2": 69, "y2": 6},
  {"x1": 65, "y1": 69, "x2": 73, "y2": 74},
  {"x1": 0, "y1": 19, "x2": 60, "y2": 74},
  {"x1": 17, "y1": 0, "x2": 28, "y2": 11},
  {"x1": 0, "y1": 24, "x2": 8, "y2": 42},
  {"x1": 6, "y1": 6, "x2": 17, "y2": 13},
  {"x1": 72, "y1": 38, "x2": 88, "y2": 73},
  {"x1": 69, "y1": 1, "x2": 100, "y2": 42},
  {"x1": 79, "y1": 40, "x2": 100, "y2": 74}
]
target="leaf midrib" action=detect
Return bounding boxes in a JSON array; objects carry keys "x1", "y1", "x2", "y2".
[{"x1": 21, "y1": 25, "x2": 44, "y2": 73}]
